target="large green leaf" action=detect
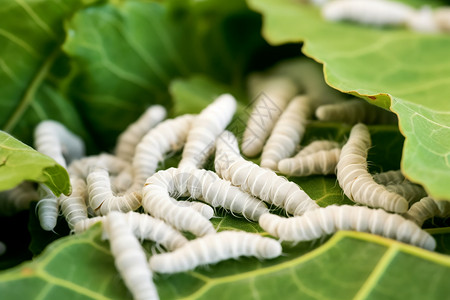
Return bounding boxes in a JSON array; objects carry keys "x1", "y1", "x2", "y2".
[
  {"x1": 0, "y1": 131, "x2": 70, "y2": 195},
  {"x1": 0, "y1": 0, "x2": 87, "y2": 146},
  {"x1": 247, "y1": 0, "x2": 450, "y2": 201}
]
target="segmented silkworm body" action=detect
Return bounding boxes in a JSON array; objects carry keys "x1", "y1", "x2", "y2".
[
  {"x1": 406, "y1": 6, "x2": 439, "y2": 33},
  {"x1": 259, "y1": 205, "x2": 436, "y2": 250},
  {"x1": 74, "y1": 211, "x2": 188, "y2": 251},
  {"x1": 105, "y1": 212, "x2": 159, "y2": 300},
  {"x1": 261, "y1": 95, "x2": 313, "y2": 170},
  {"x1": 385, "y1": 182, "x2": 427, "y2": 205},
  {"x1": 336, "y1": 124, "x2": 409, "y2": 213},
  {"x1": 115, "y1": 105, "x2": 167, "y2": 162},
  {"x1": 215, "y1": 131, "x2": 319, "y2": 216},
  {"x1": 435, "y1": 8, "x2": 450, "y2": 32},
  {"x1": 87, "y1": 168, "x2": 141, "y2": 215},
  {"x1": 34, "y1": 120, "x2": 85, "y2": 167},
  {"x1": 36, "y1": 184, "x2": 58, "y2": 231},
  {"x1": 315, "y1": 99, "x2": 396, "y2": 125},
  {"x1": 68, "y1": 154, "x2": 130, "y2": 180},
  {"x1": 322, "y1": 0, "x2": 415, "y2": 27},
  {"x1": 0, "y1": 181, "x2": 38, "y2": 216},
  {"x1": 175, "y1": 201, "x2": 215, "y2": 220},
  {"x1": 131, "y1": 114, "x2": 195, "y2": 192},
  {"x1": 295, "y1": 140, "x2": 340, "y2": 157},
  {"x1": 278, "y1": 148, "x2": 341, "y2": 176},
  {"x1": 60, "y1": 178, "x2": 88, "y2": 229},
  {"x1": 372, "y1": 170, "x2": 405, "y2": 185},
  {"x1": 242, "y1": 75, "x2": 298, "y2": 157},
  {"x1": 149, "y1": 231, "x2": 282, "y2": 274},
  {"x1": 178, "y1": 94, "x2": 236, "y2": 169},
  {"x1": 403, "y1": 197, "x2": 450, "y2": 226}
]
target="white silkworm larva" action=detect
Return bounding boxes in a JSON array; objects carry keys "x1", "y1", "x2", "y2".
[
  {"x1": 278, "y1": 148, "x2": 341, "y2": 176},
  {"x1": 403, "y1": 197, "x2": 450, "y2": 227},
  {"x1": 322, "y1": 0, "x2": 415, "y2": 27},
  {"x1": 110, "y1": 166, "x2": 134, "y2": 194},
  {"x1": 68, "y1": 153, "x2": 130, "y2": 180},
  {"x1": 74, "y1": 211, "x2": 188, "y2": 251},
  {"x1": 259, "y1": 205, "x2": 436, "y2": 250},
  {"x1": 115, "y1": 105, "x2": 167, "y2": 162},
  {"x1": 315, "y1": 98, "x2": 396, "y2": 125},
  {"x1": 175, "y1": 201, "x2": 215, "y2": 220},
  {"x1": 59, "y1": 177, "x2": 88, "y2": 229},
  {"x1": 149, "y1": 230, "x2": 282, "y2": 274},
  {"x1": 131, "y1": 114, "x2": 195, "y2": 192},
  {"x1": 105, "y1": 211, "x2": 159, "y2": 300},
  {"x1": 178, "y1": 94, "x2": 236, "y2": 169},
  {"x1": 34, "y1": 120, "x2": 85, "y2": 167},
  {"x1": 0, "y1": 181, "x2": 39, "y2": 216},
  {"x1": 242, "y1": 75, "x2": 298, "y2": 157},
  {"x1": 87, "y1": 168, "x2": 141, "y2": 215},
  {"x1": 406, "y1": 6, "x2": 440, "y2": 33},
  {"x1": 36, "y1": 184, "x2": 58, "y2": 231},
  {"x1": 372, "y1": 169, "x2": 405, "y2": 185},
  {"x1": 215, "y1": 131, "x2": 319, "y2": 216},
  {"x1": 294, "y1": 140, "x2": 340, "y2": 157},
  {"x1": 435, "y1": 8, "x2": 450, "y2": 32},
  {"x1": 260, "y1": 95, "x2": 313, "y2": 170},
  {"x1": 142, "y1": 169, "x2": 216, "y2": 237},
  {"x1": 336, "y1": 123, "x2": 409, "y2": 213},
  {"x1": 385, "y1": 182, "x2": 427, "y2": 205}
]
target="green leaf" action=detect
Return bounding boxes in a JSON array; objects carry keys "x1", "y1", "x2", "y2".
[
  {"x1": 0, "y1": 131, "x2": 70, "y2": 196},
  {"x1": 247, "y1": 0, "x2": 450, "y2": 201}
]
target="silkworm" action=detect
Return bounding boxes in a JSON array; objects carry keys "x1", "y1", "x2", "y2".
[
  {"x1": 406, "y1": 6, "x2": 440, "y2": 33},
  {"x1": 215, "y1": 131, "x2": 319, "y2": 216},
  {"x1": 149, "y1": 230, "x2": 282, "y2": 274},
  {"x1": 74, "y1": 211, "x2": 188, "y2": 251},
  {"x1": 110, "y1": 167, "x2": 134, "y2": 194},
  {"x1": 336, "y1": 123, "x2": 409, "y2": 213},
  {"x1": 385, "y1": 182, "x2": 427, "y2": 205},
  {"x1": 115, "y1": 105, "x2": 166, "y2": 162},
  {"x1": 260, "y1": 95, "x2": 313, "y2": 170},
  {"x1": 178, "y1": 94, "x2": 236, "y2": 169},
  {"x1": 175, "y1": 201, "x2": 214, "y2": 220},
  {"x1": 435, "y1": 8, "x2": 450, "y2": 32},
  {"x1": 278, "y1": 148, "x2": 341, "y2": 176},
  {"x1": 105, "y1": 211, "x2": 159, "y2": 300},
  {"x1": 0, "y1": 181, "x2": 38, "y2": 216},
  {"x1": 322, "y1": 0, "x2": 415, "y2": 27},
  {"x1": 315, "y1": 98, "x2": 396, "y2": 125},
  {"x1": 295, "y1": 140, "x2": 341, "y2": 157},
  {"x1": 34, "y1": 120, "x2": 85, "y2": 167},
  {"x1": 87, "y1": 168, "x2": 141, "y2": 215},
  {"x1": 242, "y1": 74, "x2": 298, "y2": 157},
  {"x1": 142, "y1": 169, "x2": 216, "y2": 237},
  {"x1": 372, "y1": 170, "x2": 405, "y2": 185},
  {"x1": 131, "y1": 114, "x2": 195, "y2": 192},
  {"x1": 36, "y1": 184, "x2": 59, "y2": 231},
  {"x1": 259, "y1": 205, "x2": 436, "y2": 250},
  {"x1": 68, "y1": 154, "x2": 130, "y2": 180},
  {"x1": 59, "y1": 177, "x2": 88, "y2": 229},
  {"x1": 403, "y1": 197, "x2": 450, "y2": 226}
]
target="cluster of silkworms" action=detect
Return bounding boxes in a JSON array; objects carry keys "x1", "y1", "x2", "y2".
[
  {"x1": 2, "y1": 58, "x2": 447, "y2": 299},
  {"x1": 307, "y1": 0, "x2": 450, "y2": 34}
]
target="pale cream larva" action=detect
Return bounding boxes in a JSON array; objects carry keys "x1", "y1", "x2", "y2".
[
  {"x1": 105, "y1": 211, "x2": 159, "y2": 300},
  {"x1": 59, "y1": 177, "x2": 88, "y2": 229},
  {"x1": 336, "y1": 123, "x2": 409, "y2": 213},
  {"x1": 215, "y1": 131, "x2": 319, "y2": 216},
  {"x1": 435, "y1": 8, "x2": 450, "y2": 32},
  {"x1": 385, "y1": 182, "x2": 427, "y2": 205},
  {"x1": 178, "y1": 94, "x2": 236, "y2": 169},
  {"x1": 260, "y1": 95, "x2": 313, "y2": 170},
  {"x1": 322, "y1": 0, "x2": 415, "y2": 27},
  {"x1": 372, "y1": 169, "x2": 405, "y2": 185},
  {"x1": 242, "y1": 74, "x2": 298, "y2": 157},
  {"x1": 115, "y1": 105, "x2": 167, "y2": 162},
  {"x1": 131, "y1": 114, "x2": 195, "y2": 192},
  {"x1": 406, "y1": 6, "x2": 440, "y2": 33},
  {"x1": 293, "y1": 140, "x2": 340, "y2": 157},
  {"x1": 259, "y1": 205, "x2": 436, "y2": 250},
  {"x1": 403, "y1": 197, "x2": 450, "y2": 227},
  {"x1": 36, "y1": 184, "x2": 59, "y2": 231},
  {"x1": 74, "y1": 211, "x2": 188, "y2": 251},
  {"x1": 149, "y1": 230, "x2": 282, "y2": 274},
  {"x1": 315, "y1": 98, "x2": 396, "y2": 125},
  {"x1": 175, "y1": 201, "x2": 215, "y2": 220},
  {"x1": 68, "y1": 153, "x2": 130, "y2": 180},
  {"x1": 278, "y1": 148, "x2": 341, "y2": 177},
  {"x1": 0, "y1": 181, "x2": 38, "y2": 216},
  {"x1": 87, "y1": 168, "x2": 141, "y2": 215}
]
